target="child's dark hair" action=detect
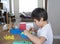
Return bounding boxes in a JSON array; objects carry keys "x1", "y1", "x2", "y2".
[{"x1": 31, "y1": 8, "x2": 48, "y2": 21}]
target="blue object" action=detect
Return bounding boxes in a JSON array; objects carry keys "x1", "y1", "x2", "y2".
[
  {"x1": 20, "y1": 32, "x2": 28, "y2": 39},
  {"x1": 10, "y1": 28, "x2": 28, "y2": 39},
  {"x1": 10, "y1": 28, "x2": 23, "y2": 35}
]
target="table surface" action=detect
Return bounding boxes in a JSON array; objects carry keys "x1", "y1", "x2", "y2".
[{"x1": 0, "y1": 25, "x2": 31, "y2": 44}]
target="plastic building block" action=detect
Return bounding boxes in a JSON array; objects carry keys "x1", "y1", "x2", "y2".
[
  {"x1": 13, "y1": 41, "x2": 32, "y2": 44},
  {"x1": 4, "y1": 35, "x2": 14, "y2": 40},
  {"x1": 20, "y1": 31, "x2": 32, "y2": 39},
  {"x1": 20, "y1": 32, "x2": 28, "y2": 39},
  {"x1": 19, "y1": 23, "x2": 26, "y2": 30},
  {"x1": 10, "y1": 28, "x2": 22, "y2": 35},
  {"x1": 21, "y1": 32, "x2": 24, "y2": 34}
]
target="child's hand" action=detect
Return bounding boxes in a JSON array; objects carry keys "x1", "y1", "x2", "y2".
[
  {"x1": 24, "y1": 30, "x2": 30, "y2": 36},
  {"x1": 29, "y1": 28, "x2": 37, "y2": 32},
  {"x1": 29, "y1": 28, "x2": 34, "y2": 31}
]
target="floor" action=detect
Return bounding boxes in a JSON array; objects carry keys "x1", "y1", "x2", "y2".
[
  {"x1": 0, "y1": 19, "x2": 60, "y2": 44},
  {"x1": 53, "y1": 39, "x2": 60, "y2": 44}
]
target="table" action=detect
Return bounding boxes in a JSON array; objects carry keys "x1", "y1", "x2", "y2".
[{"x1": 0, "y1": 25, "x2": 31, "y2": 44}]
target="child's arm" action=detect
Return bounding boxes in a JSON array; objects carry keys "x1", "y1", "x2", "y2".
[{"x1": 24, "y1": 30, "x2": 46, "y2": 44}]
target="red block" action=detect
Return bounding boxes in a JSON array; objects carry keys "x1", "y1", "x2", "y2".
[{"x1": 19, "y1": 23, "x2": 26, "y2": 30}]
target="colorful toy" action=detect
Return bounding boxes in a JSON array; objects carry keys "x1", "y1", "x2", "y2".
[
  {"x1": 20, "y1": 31, "x2": 32, "y2": 39},
  {"x1": 20, "y1": 32, "x2": 28, "y2": 39},
  {"x1": 4, "y1": 35, "x2": 14, "y2": 40},
  {"x1": 10, "y1": 28, "x2": 23, "y2": 35},
  {"x1": 19, "y1": 22, "x2": 34, "y2": 31},
  {"x1": 13, "y1": 41, "x2": 32, "y2": 44},
  {"x1": 19, "y1": 22, "x2": 26, "y2": 30}
]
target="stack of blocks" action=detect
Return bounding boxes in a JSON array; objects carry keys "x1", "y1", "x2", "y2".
[
  {"x1": 19, "y1": 22, "x2": 28, "y2": 39},
  {"x1": 10, "y1": 22, "x2": 34, "y2": 39},
  {"x1": 19, "y1": 22, "x2": 34, "y2": 39}
]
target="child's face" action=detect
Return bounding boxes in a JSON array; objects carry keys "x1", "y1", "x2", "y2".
[{"x1": 34, "y1": 18, "x2": 43, "y2": 27}]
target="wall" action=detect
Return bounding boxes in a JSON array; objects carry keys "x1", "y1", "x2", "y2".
[{"x1": 47, "y1": 0, "x2": 60, "y2": 38}]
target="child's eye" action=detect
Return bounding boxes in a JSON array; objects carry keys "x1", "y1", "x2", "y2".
[
  {"x1": 33, "y1": 20, "x2": 35, "y2": 22},
  {"x1": 34, "y1": 21, "x2": 36, "y2": 24}
]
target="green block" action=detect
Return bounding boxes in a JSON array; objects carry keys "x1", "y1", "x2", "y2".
[
  {"x1": 13, "y1": 41, "x2": 24, "y2": 44},
  {"x1": 21, "y1": 32, "x2": 24, "y2": 34},
  {"x1": 13, "y1": 41, "x2": 32, "y2": 44},
  {"x1": 28, "y1": 42, "x2": 32, "y2": 44}
]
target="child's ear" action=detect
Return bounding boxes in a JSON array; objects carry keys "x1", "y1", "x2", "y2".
[{"x1": 40, "y1": 18, "x2": 44, "y2": 21}]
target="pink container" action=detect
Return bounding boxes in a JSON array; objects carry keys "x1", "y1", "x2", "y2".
[{"x1": 19, "y1": 22, "x2": 26, "y2": 30}]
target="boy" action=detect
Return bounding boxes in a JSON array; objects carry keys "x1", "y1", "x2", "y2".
[{"x1": 24, "y1": 8, "x2": 53, "y2": 44}]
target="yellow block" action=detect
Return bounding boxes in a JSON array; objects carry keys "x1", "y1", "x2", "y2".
[{"x1": 4, "y1": 35, "x2": 14, "y2": 40}]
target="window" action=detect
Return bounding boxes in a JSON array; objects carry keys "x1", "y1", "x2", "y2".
[
  {"x1": 19, "y1": 0, "x2": 38, "y2": 12},
  {"x1": 1, "y1": 0, "x2": 10, "y2": 12},
  {"x1": 11, "y1": 0, "x2": 14, "y2": 14}
]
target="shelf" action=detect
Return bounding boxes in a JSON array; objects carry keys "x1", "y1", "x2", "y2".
[{"x1": 0, "y1": 16, "x2": 5, "y2": 23}]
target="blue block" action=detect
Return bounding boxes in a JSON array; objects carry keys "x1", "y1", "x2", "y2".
[
  {"x1": 20, "y1": 33, "x2": 28, "y2": 39},
  {"x1": 10, "y1": 28, "x2": 23, "y2": 35}
]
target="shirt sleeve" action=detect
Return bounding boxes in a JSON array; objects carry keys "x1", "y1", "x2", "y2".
[{"x1": 39, "y1": 29, "x2": 48, "y2": 40}]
